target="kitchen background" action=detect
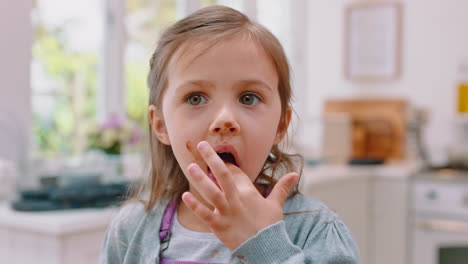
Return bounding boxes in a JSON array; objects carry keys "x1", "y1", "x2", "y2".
[{"x1": 1, "y1": 0, "x2": 468, "y2": 264}]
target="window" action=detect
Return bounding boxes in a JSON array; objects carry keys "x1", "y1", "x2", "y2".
[
  {"x1": 31, "y1": 0, "x2": 305, "y2": 158},
  {"x1": 125, "y1": 0, "x2": 177, "y2": 129},
  {"x1": 31, "y1": 0, "x2": 103, "y2": 157}
]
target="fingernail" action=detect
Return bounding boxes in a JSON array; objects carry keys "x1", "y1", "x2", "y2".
[
  {"x1": 183, "y1": 192, "x2": 193, "y2": 203},
  {"x1": 289, "y1": 173, "x2": 299, "y2": 183},
  {"x1": 198, "y1": 141, "x2": 209, "y2": 152},
  {"x1": 182, "y1": 192, "x2": 193, "y2": 204},
  {"x1": 188, "y1": 163, "x2": 200, "y2": 174}
]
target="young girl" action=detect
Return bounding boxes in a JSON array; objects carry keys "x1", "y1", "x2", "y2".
[{"x1": 101, "y1": 5, "x2": 359, "y2": 264}]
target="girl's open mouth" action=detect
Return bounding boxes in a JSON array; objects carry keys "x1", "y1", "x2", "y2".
[
  {"x1": 217, "y1": 152, "x2": 238, "y2": 167},
  {"x1": 207, "y1": 152, "x2": 238, "y2": 188}
]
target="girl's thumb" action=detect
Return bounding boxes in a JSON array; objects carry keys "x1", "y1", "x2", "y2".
[{"x1": 268, "y1": 172, "x2": 299, "y2": 205}]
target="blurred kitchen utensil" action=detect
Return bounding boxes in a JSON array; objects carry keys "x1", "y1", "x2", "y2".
[
  {"x1": 321, "y1": 112, "x2": 352, "y2": 162},
  {"x1": 324, "y1": 98, "x2": 408, "y2": 161}
]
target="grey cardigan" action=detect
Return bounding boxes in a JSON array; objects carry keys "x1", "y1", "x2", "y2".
[{"x1": 100, "y1": 194, "x2": 360, "y2": 264}]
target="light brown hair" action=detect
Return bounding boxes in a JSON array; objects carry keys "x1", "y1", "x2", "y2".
[{"x1": 131, "y1": 5, "x2": 303, "y2": 211}]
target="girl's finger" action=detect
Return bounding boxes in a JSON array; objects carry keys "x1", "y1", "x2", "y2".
[
  {"x1": 186, "y1": 163, "x2": 229, "y2": 212},
  {"x1": 226, "y1": 163, "x2": 255, "y2": 194},
  {"x1": 182, "y1": 192, "x2": 219, "y2": 226},
  {"x1": 197, "y1": 141, "x2": 237, "y2": 198},
  {"x1": 268, "y1": 172, "x2": 299, "y2": 206}
]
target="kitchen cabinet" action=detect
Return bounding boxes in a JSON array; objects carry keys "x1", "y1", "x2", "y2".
[
  {"x1": 0, "y1": 203, "x2": 117, "y2": 264},
  {"x1": 300, "y1": 163, "x2": 418, "y2": 264}
]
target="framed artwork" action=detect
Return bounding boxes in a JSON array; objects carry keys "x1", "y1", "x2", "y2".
[{"x1": 344, "y1": 2, "x2": 402, "y2": 81}]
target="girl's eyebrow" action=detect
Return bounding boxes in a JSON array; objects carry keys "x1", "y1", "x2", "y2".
[
  {"x1": 176, "y1": 80, "x2": 215, "y2": 91},
  {"x1": 176, "y1": 79, "x2": 273, "y2": 92},
  {"x1": 234, "y1": 79, "x2": 273, "y2": 92}
]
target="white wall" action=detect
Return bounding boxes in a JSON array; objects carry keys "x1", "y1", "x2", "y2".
[
  {"x1": 303, "y1": 0, "x2": 468, "y2": 158},
  {"x1": 0, "y1": 0, "x2": 33, "y2": 169}
]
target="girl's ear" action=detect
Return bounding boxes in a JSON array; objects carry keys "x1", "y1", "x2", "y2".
[
  {"x1": 148, "y1": 105, "x2": 171, "y2": 145},
  {"x1": 274, "y1": 107, "x2": 292, "y2": 145}
]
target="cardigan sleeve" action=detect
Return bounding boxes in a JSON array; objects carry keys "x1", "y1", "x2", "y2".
[
  {"x1": 99, "y1": 204, "x2": 134, "y2": 264},
  {"x1": 231, "y1": 212, "x2": 359, "y2": 264},
  {"x1": 99, "y1": 202, "x2": 151, "y2": 264},
  {"x1": 100, "y1": 220, "x2": 126, "y2": 264}
]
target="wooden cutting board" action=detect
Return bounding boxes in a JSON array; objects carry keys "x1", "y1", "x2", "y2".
[{"x1": 324, "y1": 98, "x2": 407, "y2": 160}]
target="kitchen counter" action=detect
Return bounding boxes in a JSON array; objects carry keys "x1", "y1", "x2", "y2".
[
  {"x1": 300, "y1": 160, "x2": 422, "y2": 264},
  {"x1": 0, "y1": 202, "x2": 118, "y2": 264},
  {"x1": 301, "y1": 160, "x2": 422, "y2": 187},
  {"x1": 413, "y1": 168, "x2": 468, "y2": 184},
  {"x1": 0, "y1": 202, "x2": 117, "y2": 235}
]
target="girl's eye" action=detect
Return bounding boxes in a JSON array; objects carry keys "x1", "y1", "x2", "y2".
[
  {"x1": 186, "y1": 94, "x2": 207, "y2": 105},
  {"x1": 240, "y1": 93, "x2": 261, "y2": 106}
]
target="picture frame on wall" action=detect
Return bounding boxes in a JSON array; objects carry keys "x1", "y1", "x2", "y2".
[{"x1": 344, "y1": 2, "x2": 402, "y2": 81}]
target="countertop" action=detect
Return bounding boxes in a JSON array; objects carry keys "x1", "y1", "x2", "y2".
[
  {"x1": 301, "y1": 160, "x2": 423, "y2": 187},
  {"x1": 413, "y1": 168, "x2": 468, "y2": 184},
  {"x1": 0, "y1": 202, "x2": 117, "y2": 235}
]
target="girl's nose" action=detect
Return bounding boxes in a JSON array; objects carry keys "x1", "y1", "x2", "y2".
[
  {"x1": 209, "y1": 108, "x2": 240, "y2": 135},
  {"x1": 211, "y1": 121, "x2": 239, "y2": 134}
]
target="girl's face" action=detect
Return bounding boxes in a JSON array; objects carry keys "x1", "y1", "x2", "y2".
[{"x1": 150, "y1": 34, "x2": 290, "y2": 193}]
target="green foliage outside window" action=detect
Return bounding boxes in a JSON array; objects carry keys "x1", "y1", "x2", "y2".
[
  {"x1": 33, "y1": 26, "x2": 97, "y2": 157},
  {"x1": 125, "y1": 0, "x2": 177, "y2": 129},
  {"x1": 125, "y1": 61, "x2": 149, "y2": 129}
]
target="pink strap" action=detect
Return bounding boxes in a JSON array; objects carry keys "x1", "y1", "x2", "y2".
[
  {"x1": 160, "y1": 197, "x2": 179, "y2": 242},
  {"x1": 160, "y1": 260, "x2": 222, "y2": 264}
]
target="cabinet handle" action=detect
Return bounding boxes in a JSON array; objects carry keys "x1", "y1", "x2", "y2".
[{"x1": 416, "y1": 219, "x2": 468, "y2": 234}]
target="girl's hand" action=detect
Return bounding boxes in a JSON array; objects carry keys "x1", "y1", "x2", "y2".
[{"x1": 182, "y1": 141, "x2": 299, "y2": 250}]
